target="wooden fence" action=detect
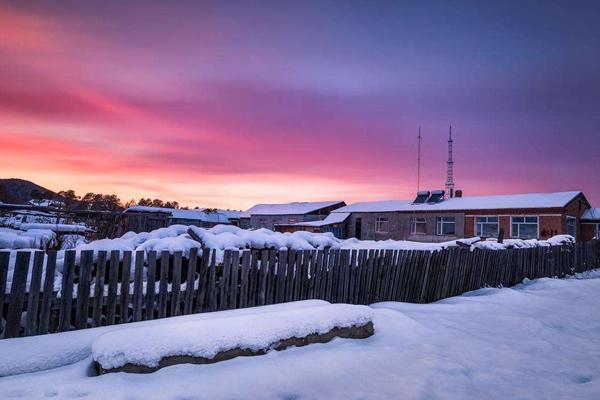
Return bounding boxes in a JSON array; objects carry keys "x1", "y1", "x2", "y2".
[{"x1": 1, "y1": 240, "x2": 600, "y2": 339}]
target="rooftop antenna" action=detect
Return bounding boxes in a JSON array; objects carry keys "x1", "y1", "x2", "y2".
[
  {"x1": 445, "y1": 125, "x2": 455, "y2": 198},
  {"x1": 417, "y1": 126, "x2": 422, "y2": 192}
]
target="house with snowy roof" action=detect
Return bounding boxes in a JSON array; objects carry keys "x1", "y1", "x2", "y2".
[
  {"x1": 123, "y1": 206, "x2": 242, "y2": 233},
  {"x1": 324, "y1": 190, "x2": 593, "y2": 242},
  {"x1": 240, "y1": 201, "x2": 346, "y2": 231}
]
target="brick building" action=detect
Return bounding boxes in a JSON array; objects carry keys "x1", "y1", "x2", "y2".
[
  {"x1": 275, "y1": 212, "x2": 350, "y2": 238},
  {"x1": 330, "y1": 191, "x2": 593, "y2": 242}
]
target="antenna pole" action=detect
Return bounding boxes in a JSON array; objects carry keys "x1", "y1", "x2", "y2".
[
  {"x1": 445, "y1": 124, "x2": 455, "y2": 198},
  {"x1": 417, "y1": 126, "x2": 422, "y2": 192}
]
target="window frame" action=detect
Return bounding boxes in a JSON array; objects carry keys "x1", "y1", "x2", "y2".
[
  {"x1": 436, "y1": 216, "x2": 456, "y2": 236},
  {"x1": 410, "y1": 217, "x2": 427, "y2": 235},
  {"x1": 475, "y1": 216, "x2": 499, "y2": 238},
  {"x1": 566, "y1": 216, "x2": 577, "y2": 238},
  {"x1": 510, "y1": 215, "x2": 539, "y2": 239},
  {"x1": 375, "y1": 217, "x2": 390, "y2": 234}
]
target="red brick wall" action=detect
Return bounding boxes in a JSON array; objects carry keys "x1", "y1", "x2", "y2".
[{"x1": 538, "y1": 216, "x2": 563, "y2": 239}]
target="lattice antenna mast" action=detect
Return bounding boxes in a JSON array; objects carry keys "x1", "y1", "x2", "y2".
[
  {"x1": 445, "y1": 125, "x2": 455, "y2": 198},
  {"x1": 417, "y1": 126, "x2": 422, "y2": 192}
]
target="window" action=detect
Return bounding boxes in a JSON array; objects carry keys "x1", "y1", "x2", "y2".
[
  {"x1": 511, "y1": 216, "x2": 538, "y2": 239},
  {"x1": 287, "y1": 217, "x2": 297, "y2": 224},
  {"x1": 566, "y1": 216, "x2": 576, "y2": 238},
  {"x1": 375, "y1": 217, "x2": 389, "y2": 233},
  {"x1": 273, "y1": 218, "x2": 281, "y2": 226},
  {"x1": 410, "y1": 217, "x2": 427, "y2": 235},
  {"x1": 475, "y1": 216, "x2": 499, "y2": 237},
  {"x1": 436, "y1": 216, "x2": 456, "y2": 236},
  {"x1": 258, "y1": 218, "x2": 267, "y2": 228}
]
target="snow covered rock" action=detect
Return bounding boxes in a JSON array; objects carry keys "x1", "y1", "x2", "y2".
[{"x1": 92, "y1": 303, "x2": 374, "y2": 373}]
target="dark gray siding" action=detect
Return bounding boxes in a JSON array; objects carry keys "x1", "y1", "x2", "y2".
[
  {"x1": 250, "y1": 214, "x2": 314, "y2": 230},
  {"x1": 346, "y1": 211, "x2": 465, "y2": 242}
]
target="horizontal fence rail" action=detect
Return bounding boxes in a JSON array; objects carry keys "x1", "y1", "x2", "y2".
[{"x1": 1, "y1": 240, "x2": 600, "y2": 339}]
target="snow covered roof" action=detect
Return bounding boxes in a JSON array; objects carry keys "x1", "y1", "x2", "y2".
[
  {"x1": 582, "y1": 208, "x2": 600, "y2": 221},
  {"x1": 125, "y1": 206, "x2": 236, "y2": 224},
  {"x1": 126, "y1": 205, "x2": 173, "y2": 214},
  {"x1": 14, "y1": 223, "x2": 90, "y2": 233},
  {"x1": 243, "y1": 201, "x2": 345, "y2": 217},
  {"x1": 334, "y1": 191, "x2": 583, "y2": 213},
  {"x1": 288, "y1": 212, "x2": 351, "y2": 227}
]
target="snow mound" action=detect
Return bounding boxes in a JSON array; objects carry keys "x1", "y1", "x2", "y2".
[
  {"x1": 92, "y1": 304, "x2": 374, "y2": 370},
  {"x1": 189, "y1": 225, "x2": 340, "y2": 252}
]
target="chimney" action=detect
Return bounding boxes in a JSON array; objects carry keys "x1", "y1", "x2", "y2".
[{"x1": 455, "y1": 189, "x2": 463, "y2": 198}]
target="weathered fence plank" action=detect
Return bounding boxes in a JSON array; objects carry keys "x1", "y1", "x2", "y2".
[
  {"x1": 145, "y1": 251, "x2": 157, "y2": 320},
  {"x1": 92, "y1": 251, "x2": 107, "y2": 328},
  {"x1": 75, "y1": 250, "x2": 93, "y2": 329},
  {"x1": 106, "y1": 250, "x2": 120, "y2": 325},
  {"x1": 258, "y1": 250, "x2": 269, "y2": 306},
  {"x1": 0, "y1": 252, "x2": 9, "y2": 324},
  {"x1": 194, "y1": 250, "x2": 210, "y2": 313},
  {"x1": 229, "y1": 251, "x2": 240, "y2": 309},
  {"x1": 184, "y1": 248, "x2": 198, "y2": 315},
  {"x1": 4, "y1": 252, "x2": 31, "y2": 338},
  {"x1": 58, "y1": 251, "x2": 76, "y2": 332},
  {"x1": 157, "y1": 251, "x2": 169, "y2": 318},
  {"x1": 39, "y1": 251, "x2": 57, "y2": 334},
  {"x1": 25, "y1": 251, "x2": 44, "y2": 336},
  {"x1": 170, "y1": 252, "x2": 183, "y2": 317},
  {"x1": 119, "y1": 251, "x2": 132, "y2": 324},
  {"x1": 132, "y1": 250, "x2": 145, "y2": 322}
]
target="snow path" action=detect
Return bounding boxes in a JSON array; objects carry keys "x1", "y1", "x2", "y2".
[{"x1": 1, "y1": 271, "x2": 600, "y2": 399}]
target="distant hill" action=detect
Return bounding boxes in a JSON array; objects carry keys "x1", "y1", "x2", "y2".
[{"x1": 0, "y1": 178, "x2": 57, "y2": 204}]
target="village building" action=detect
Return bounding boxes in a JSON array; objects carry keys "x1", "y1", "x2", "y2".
[
  {"x1": 325, "y1": 190, "x2": 594, "y2": 242},
  {"x1": 240, "y1": 201, "x2": 346, "y2": 230},
  {"x1": 122, "y1": 206, "x2": 241, "y2": 233},
  {"x1": 276, "y1": 212, "x2": 351, "y2": 238},
  {"x1": 581, "y1": 208, "x2": 600, "y2": 240}
]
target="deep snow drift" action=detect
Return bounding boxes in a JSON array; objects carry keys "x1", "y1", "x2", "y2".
[{"x1": 1, "y1": 270, "x2": 599, "y2": 399}]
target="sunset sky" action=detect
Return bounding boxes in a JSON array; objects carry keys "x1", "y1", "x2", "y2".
[{"x1": 1, "y1": 0, "x2": 599, "y2": 209}]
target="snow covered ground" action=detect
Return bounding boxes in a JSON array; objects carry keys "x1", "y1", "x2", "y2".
[{"x1": 1, "y1": 270, "x2": 599, "y2": 399}]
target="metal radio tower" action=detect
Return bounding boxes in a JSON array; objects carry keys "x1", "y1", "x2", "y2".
[
  {"x1": 417, "y1": 126, "x2": 422, "y2": 192},
  {"x1": 445, "y1": 125, "x2": 455, "y2": 198}
]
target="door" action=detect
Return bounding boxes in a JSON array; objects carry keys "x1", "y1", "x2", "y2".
[{"x1": 355, "y1": 218, "x2": 362, "y2": 239}]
